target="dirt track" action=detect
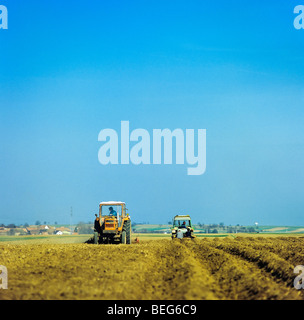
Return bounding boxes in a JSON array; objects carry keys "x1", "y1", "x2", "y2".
[{"x1": 1, "y1": 237, "x2": 304, "y2": 300}]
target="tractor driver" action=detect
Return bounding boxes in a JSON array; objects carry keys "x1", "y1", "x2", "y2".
[
  {"x1": 182, "y1": 221, "x2": 191, "y2": 237},
  {"x1": 108, "y1": 206, "x2": 117, "y2": 217}
]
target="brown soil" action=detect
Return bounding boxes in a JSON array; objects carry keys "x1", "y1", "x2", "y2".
[{"x1": 0, "y1": 237, "x2": 303, "y2": 300}]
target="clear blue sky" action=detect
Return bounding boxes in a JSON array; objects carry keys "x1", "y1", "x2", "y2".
[{"x1": 0, "y1": 0, "x2": 303, "y2": 226}]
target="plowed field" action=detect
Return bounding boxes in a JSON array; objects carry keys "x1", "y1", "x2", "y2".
[{"x1": 1, "y1": 237, "x2": 304, "y2": 300}]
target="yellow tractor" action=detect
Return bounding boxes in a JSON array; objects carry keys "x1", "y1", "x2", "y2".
[{"x1": 94, "y1": 201, "x2": 131, "y2": 244}]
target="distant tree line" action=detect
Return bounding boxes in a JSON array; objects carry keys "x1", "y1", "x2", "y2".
[
  {"x1": 76, "y1": 222, "x2": 93, "y2": 234},
  {"x1": 0, "y1": 221, "x2": 259, "y2": 235},
  {"x1": 195, "y1": 223, "x2": 258, "y2": 234},
  {"x1": 0, "y1": 223, "x2": 16, "y2": 228}
]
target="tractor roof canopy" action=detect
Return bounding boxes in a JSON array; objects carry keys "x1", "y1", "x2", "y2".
[
  {"x1": 100, "y1": 201, "x2": 125, "y2": 206},
  {"x1": 174, "y1": 215, "x2": 191, "y2": 220}
]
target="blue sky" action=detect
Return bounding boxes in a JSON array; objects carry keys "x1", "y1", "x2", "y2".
[{"x1": 0, "y1": 0, "x2": 304, "y2": 226}]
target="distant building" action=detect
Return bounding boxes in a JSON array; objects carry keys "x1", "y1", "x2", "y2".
[
  {"x1": 26, "y1": 227, "x2": 40, "y2": 235},
  {"x1": 54, "y1": 227, "x2": 71, "y2": 234}
]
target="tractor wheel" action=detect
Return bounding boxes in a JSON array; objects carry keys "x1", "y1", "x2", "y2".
[
  {"x1": 125, "y1": 220, "x2": 132, "y2": 244},
  {"x1": 121, "y1": 231, "x2": 126, "y2": 244}
]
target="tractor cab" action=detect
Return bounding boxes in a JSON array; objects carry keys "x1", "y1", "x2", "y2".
[
  {"x1": 173, "y1": 217, "x2": 192, "y2": 228},
  {"x1": 100, "y1": 203, "x2": 123, "y2": 228}
]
